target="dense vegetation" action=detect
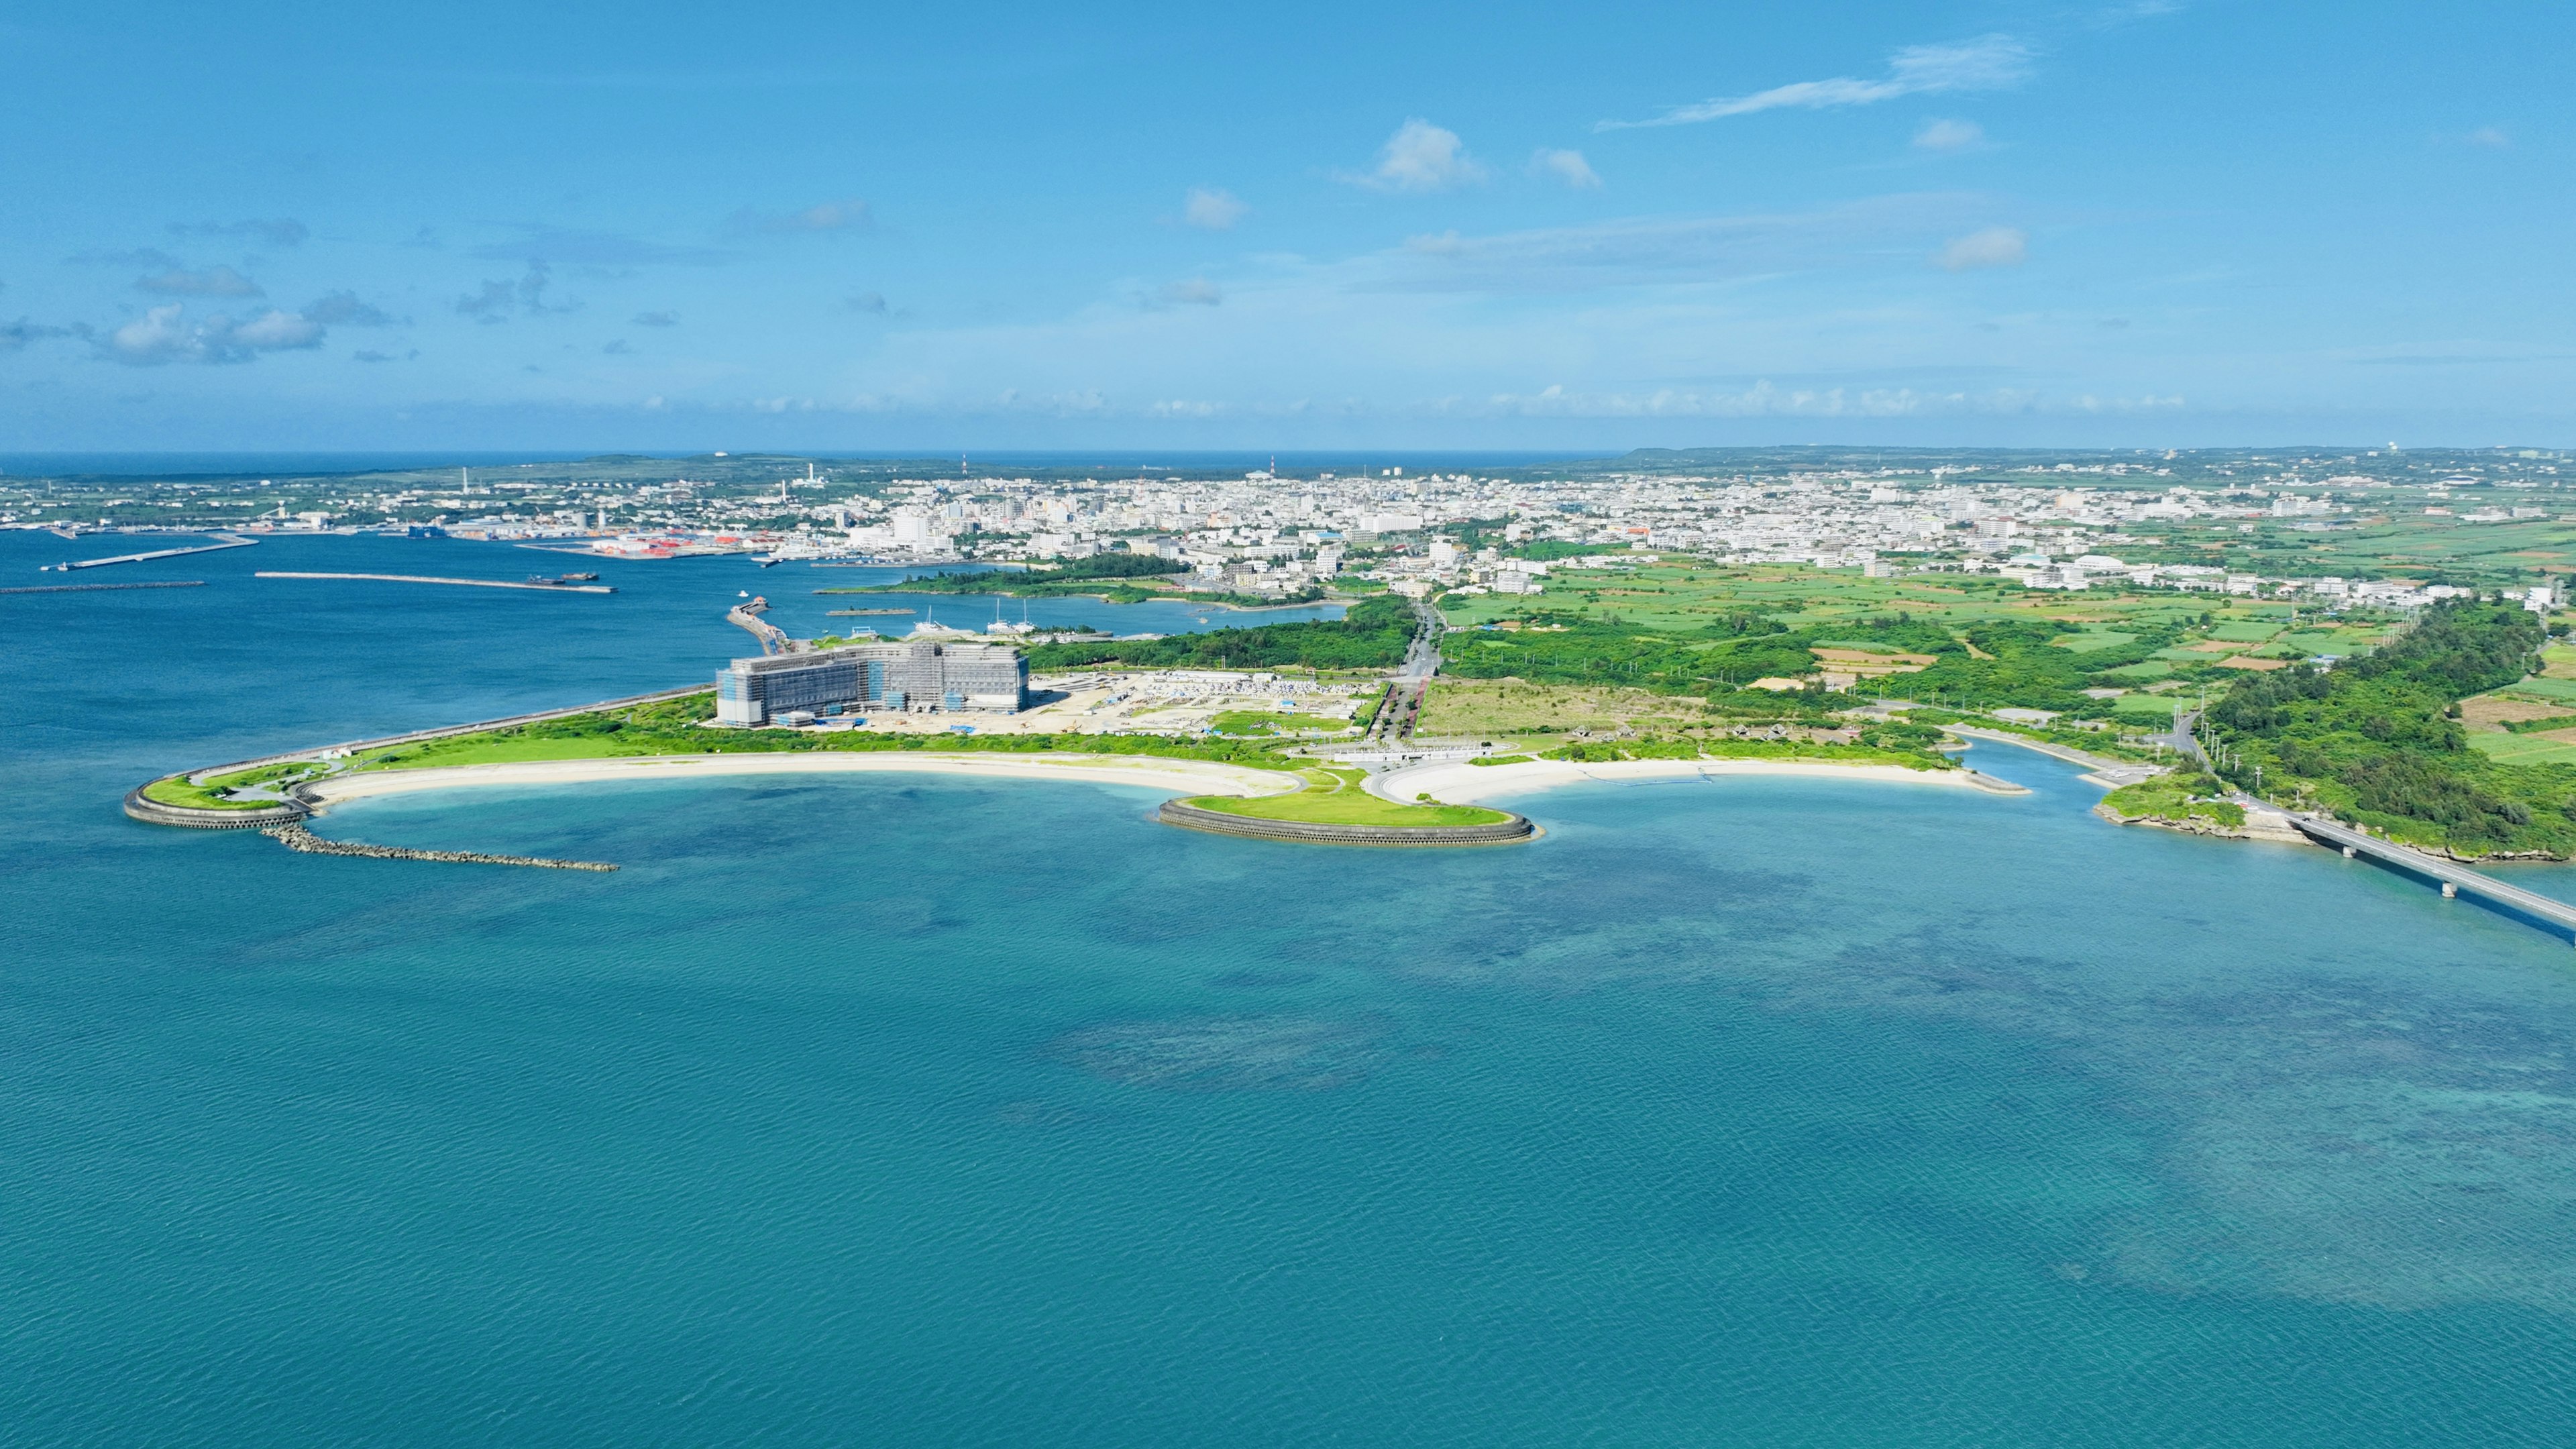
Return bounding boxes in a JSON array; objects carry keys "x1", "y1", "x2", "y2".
[
  {"x1": 1889, "y1": 617, "x2": 2179, "y2": 716},
  {"x1": 1443, "y1": 602, "x2": 2199, "y2": 722},
  {"x1": 2100, "y1": 772, "x2": 2246, "y2": 830},
  {"x1": 1022, "y1": 594, "x2": 1417, "y2": 673},
  {"x1": 2204, "y1": 598, "x2": 2568, "y2": 853},
  {"x1": 871, "y1": 553, "x2": 1186, "y2": 596}
]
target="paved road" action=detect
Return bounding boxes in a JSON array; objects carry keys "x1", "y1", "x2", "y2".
[
  {"x1": 2167, "y1": 709, "x2": 2208, "y2": 765},
  {"x1": 1397, "y1": 599, "x2": 1444, "y2": 682}
]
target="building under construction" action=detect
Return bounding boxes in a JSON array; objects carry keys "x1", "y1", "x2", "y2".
[{"x1": 714, "y1": 640, "x2": 1028, "y2": 725}]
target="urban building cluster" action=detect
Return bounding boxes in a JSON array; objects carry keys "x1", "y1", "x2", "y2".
[{"x1": 9, "y1": 448, "x2": 2571, "y2": 610}]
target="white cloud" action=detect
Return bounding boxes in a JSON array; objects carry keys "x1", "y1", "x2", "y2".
[
  {"x1": 1183, "y1": 187, "x2": 1248, "y2": 229},
  {"x1": 2465, "y1": 126, "x2": 2511, "y2": 148},
  {"x1": 231, "y1": 310, "x2": 323, "y2": 348},
  {"x1": 1341, "y1": 119, "x2": 1487, "y2": 192},
  {"x1": 169, "y1": 218, "x2": 309, "y2": 248},
  {"x1": 1603, "y1": 36, "x2": 2032, "y2": 129},
  {"x1": 632, "y1": 310, "x2": 679, "y2": 326},
  {"x1": 0, "y1": 319, "x2": 72, "y2": 352},
  {"x1": 1529, "y1": 148, "x2": 1603, "y2": 189},
  {"x1": 1379, "y1": 194, "x2": 1996, "y2": 292},
  {"x1": 457, "y1": 264, "x2": 569, "y2": 321},
  {"x1": 727, "y1": 199, "x2": 872, "y2": 235},
  {"x1": 105, "y1": 304, "x2": 325, "y2": 364},
  {"x1": 136, "y1": 264, "x2": 263, "y2": 297},
  {"x1": 1474, "y1": 382, "x2": 2180, "y2": 419},
  {"x1": 305, "y1": 291, "x2": 396, "y2": 326},
  {"x1": 1935, "y1": 225, "x2": 2027, "y2": 270},
  {"x1": 1913, "y1": 118, "x2": 1984, "y2": 152}
]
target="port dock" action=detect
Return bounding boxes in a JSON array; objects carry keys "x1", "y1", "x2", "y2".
[
  {"x1": 256, "y1": 572, "x2": 616, "y2": 594},
  {"x1": 42, "y1": 537, "x2": 257, "y2": 572}
]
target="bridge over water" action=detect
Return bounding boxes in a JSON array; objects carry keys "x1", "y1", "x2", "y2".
[{"x1": 2290, "y1": 814, "x2": 2576, "y2": 943}]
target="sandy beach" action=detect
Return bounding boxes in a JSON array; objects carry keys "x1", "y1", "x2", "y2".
[
  {"x1": 1369, "y1": 756, "x2": 2030, "y2": 805},
  {"x1": 302, "y1": 752, "x2": 1305, "y2": 810}
]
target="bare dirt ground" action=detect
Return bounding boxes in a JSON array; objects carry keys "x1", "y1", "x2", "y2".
[{"x1": 2461, "y1": 695, "x2": 2576, "y2": 731}]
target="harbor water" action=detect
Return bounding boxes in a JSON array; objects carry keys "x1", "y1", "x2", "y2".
[{"x1": 5, "y1": 531, "x2": 2576, "y2": 1444}]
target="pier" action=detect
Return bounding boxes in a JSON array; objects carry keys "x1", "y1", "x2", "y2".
[
  {"x1": 42, "y1": 537, "x2": 256, "y2": 572},
  {"x1": 2292, "y1": 814, "x2": 2576, "y2": 941},
  {"x1": 256, "y1": 572, "x2": 616, "y2": 594}
]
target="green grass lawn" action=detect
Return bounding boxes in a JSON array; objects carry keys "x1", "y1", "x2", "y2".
[
  {"x1": 2208, "y1": 622, "x2": 2281, "y2": 643},
  {"x1": 2098, "y1": 660, "x2": 2174, "y2": 680},
  {"x1": 139, "y1": 775, "x2": 280, "y2": 810},
  {"x1": 1209, "y1": 709, "x2": 1354, "y2": 736},
  {"x1": 358, "y1": 735, "x2": 673, "y2": 771},
  {"x1": 2273, "y1": 631, "x2": 2347, "y2": 653},
  {"x1": 1184, "y1": 767, "x2": 1512, "y2": 828},
  {"x1": 2112, "y1": 694, "x2": 2184, "y2": 720},
  {"x1": 2498, "y1": 677, "x2": 2576, "y2": 704},
  {"x1": 2469, "y1": 731, "x2": 2576, "y2": 765},
  {"x1": 2049, "y1": 630, "x2": 2138, "y2": 653}
]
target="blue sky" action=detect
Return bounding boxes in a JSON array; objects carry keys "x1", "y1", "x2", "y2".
[{"x1": 1, "y1": 1, "x2": 2566, "y2": 451}]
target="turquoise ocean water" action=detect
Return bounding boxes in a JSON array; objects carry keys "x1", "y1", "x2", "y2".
[{"x1": 6, "y1": 531, "x2": 2576, "y2": 1444}]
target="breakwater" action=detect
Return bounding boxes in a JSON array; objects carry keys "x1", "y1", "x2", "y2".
[
  {"x1": 42, "y1": 537, "x2": 257, "y2": 572},
  {"x1": 4, "y1": 580, "x2": 207, "y2": 596},
  {"x1": 264, "y1": 822, "x2": 617, "y2": 871},
  {"x1": 256, "y1": 572, "x2": 616, "y2": 594},
  {"x1": 1157, "y1": 799, "x2": 1534, "y2": 847}
]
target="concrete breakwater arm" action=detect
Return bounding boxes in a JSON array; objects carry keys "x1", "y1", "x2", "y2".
[{"x1": 256, "y1": 572, "x2": 615, "y2": 593}]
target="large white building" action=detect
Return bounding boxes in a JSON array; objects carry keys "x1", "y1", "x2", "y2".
[{"x1": 715, "y1": 640, "x2": 1028, "y2": 725}]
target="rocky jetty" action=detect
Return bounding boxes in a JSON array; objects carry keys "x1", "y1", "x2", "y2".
[{"x1": 262, "y1": 822, "x2": 617, "y2": 871}]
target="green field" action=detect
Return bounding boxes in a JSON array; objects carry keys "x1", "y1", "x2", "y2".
[
  {"x1": 1183, "y1": 767, "x2": 1512, "y2": 828},
  {"x1": 139, "y1": 775, "x2": 280, "y2": 810},
  {"x1": 1209, "y1": 709, "x2": 1354, "y2": 737},
  {"x1": 2468, "y1": 732, "x2": 2576, "y2": 765}
]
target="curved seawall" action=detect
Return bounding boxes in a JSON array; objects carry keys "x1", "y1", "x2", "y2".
[
  {"x1": 122, "y1": 786, "x2": 307, "y2": 830},
  {"x1": 1156, "y1": 799, "x2": 1534, "y2": 847}
]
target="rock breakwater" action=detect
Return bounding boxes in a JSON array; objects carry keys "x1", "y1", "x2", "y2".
[{"x1": 263, "y1": 822, "x2": 618, "y2": 871}]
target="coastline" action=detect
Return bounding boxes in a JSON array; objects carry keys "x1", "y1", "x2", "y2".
[
  {"x1": 1371, "y1": 756, "x2": 2029, "y2": 805},
  {"x1": 299, "y1": 751, "x2": 1306, "y2": 811}
]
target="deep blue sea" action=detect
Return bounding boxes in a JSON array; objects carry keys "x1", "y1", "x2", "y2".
[{"x1": 7, "y1": 531, "x2": 2576, "y2": 1445}]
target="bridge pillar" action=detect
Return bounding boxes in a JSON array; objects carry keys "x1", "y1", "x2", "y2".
[
  {"x1": 2442, "y1": 881, "x2": 2459, "y2": 899},
  {"x1": 2343, "y1": 845, "x2": 2356, "y2": 859}
]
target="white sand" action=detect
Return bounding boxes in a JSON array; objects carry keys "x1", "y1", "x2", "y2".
[
  {"x1": 1372, "y1": 756, "x2": 2029, "y2": 805},
  {"x1": 302, "y1": 752, "x2": 1304, "y2": 809}
]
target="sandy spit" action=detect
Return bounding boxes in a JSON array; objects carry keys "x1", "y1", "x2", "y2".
[{"x1": 1374, "y1": 757, "x2": 2029, "y2": 805}]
